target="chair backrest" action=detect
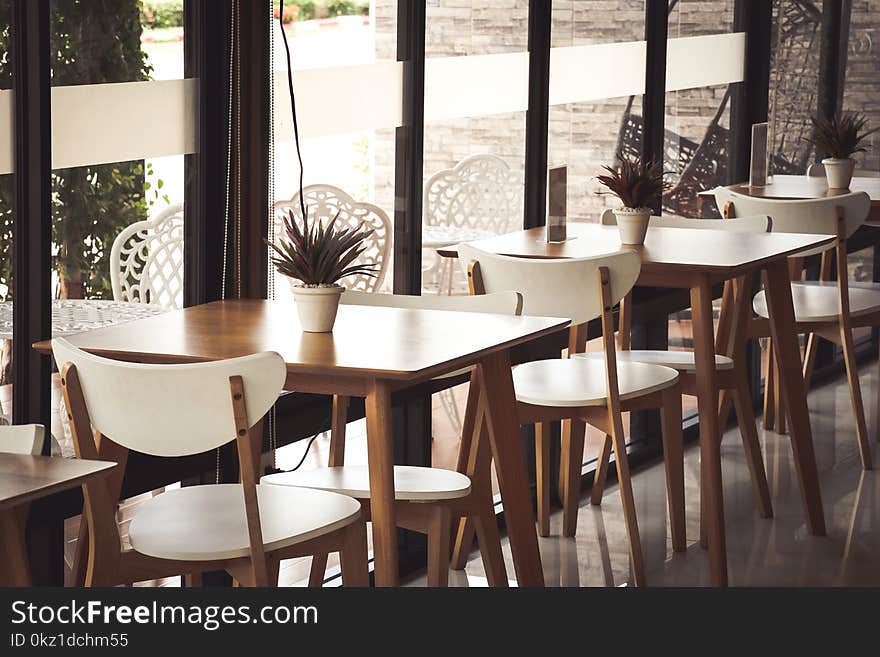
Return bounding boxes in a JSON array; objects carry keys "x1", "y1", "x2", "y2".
[
  {"x1": 424, "y1": 154, "x2": 518, "y2": 235},
  {"x1": 341, "y1": 289, "x2": 522, "y2": 316},
  {"x1": 52, "y1": 338, "x2": 286, "y2": 458},
  {"x1": 110, "y1": 203, "x2": 184, "y2": 309},
  {"x1": 712, "y1": 187, "x2": 870, "y2": 257},
  {"x1": 600, "y1": 208, "x2": 771, "y2": 233},
  {"x1": 274, "y1": 185, "x2": 392, "y2": 293},
  {"x1": 0, "y1": 424, "x2": 45, "y2": 455},
  {"x1": 457, "y1": 244, "x2": 640, "y2": 326},
  {"x1": 808, "y1": 162, "x2": 880, "y2": 178}
]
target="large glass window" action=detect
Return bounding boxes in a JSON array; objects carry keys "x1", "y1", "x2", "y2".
[{"x1": 548, "y1": 1, "x2": 645, "y2": 222}]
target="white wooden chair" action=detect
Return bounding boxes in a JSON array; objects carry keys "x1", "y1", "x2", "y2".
[
  {"x1": 274, "y1": 185, "x2": 392, "y2": 293},
  {"x1": 424, "y1": 154, "x2": 519, "y2": 293},
  {"x1": 807, "y1": 162, "x2": 880, "y2": 178},
  {"x1": 458, "y1": 244, "x2": 685, "y2": 586},
  {"x1": 52, "y1": 338, "x2": 368, "y2": 588},
  {"x1": 110, "y1": 203, "x2": 184, "y2": 309},
  {"x1": 0, "y1": 424, "x2": 44, "y2": 455},
  {"x1": 596, "y1": 210, "x2": 775, "y2": 519},
  {"x1": 263, "y1": 289, "x2": 522, "y2": 587},
  {"x1": 714, "y1": 188, "x2": 875, "y2": 469}
]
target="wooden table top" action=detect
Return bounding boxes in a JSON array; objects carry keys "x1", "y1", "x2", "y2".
[
  {"x1": 0, "y1": 454, "x2": 116, "y2": 511},
  {"x1": 438, "y1": 223, "x2": 834, "y2": 279},
  {"x1": 727, "y1": 175, "x2": 880, "y2": 202},
  {"x1": 33, "y1": 300, "x2": 570, "y2": 382}
]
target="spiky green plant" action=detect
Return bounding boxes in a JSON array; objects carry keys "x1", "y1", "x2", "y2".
[
  {"x1": 805, "y1": 112, "x2": 879, "y2": 159},
  {"x1": 596, "y1": 157, "x2": 667, "y2": 209},
  {"x1": 268, "y1": 209, "x2": 378, "y2": 286}
]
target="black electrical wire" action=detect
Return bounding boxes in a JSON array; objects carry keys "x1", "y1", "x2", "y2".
[{"x1": 278, "y1": 0, "x2": 308, "y2": 223}]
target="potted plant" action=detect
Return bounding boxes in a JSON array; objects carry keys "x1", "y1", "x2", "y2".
[
  {"x1": 596, "y1": 157, "x2": 666, "y2": 245},
  {"x1": 269, "y1": 209, "x2": 377, "y2": 332},
  {"x1": 805, "y1": 112, "x2": 878, "y2": 190}
]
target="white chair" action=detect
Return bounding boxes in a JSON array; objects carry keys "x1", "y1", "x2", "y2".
[
  {"x1": 424, "y1": 154, "x2": 519, "y2": 293},
  {"x1": 110, "y1": 203, "x2": 184, "y2": 309},
  {"x1": 594, "y1": 210, "x2": 774, "y2": 519},
  {"x1": 53, "y1": 338, "x2": 368, "y2": 587},
  {"x1": 263, "y1": 289, "x2": 522, "y2": 587},
  {"x1": 0, "y1": 424, "x2": 44, "y2": 455},
  {"x1": 274, "y1": 185, "x2": 392, "y2": 293},
  {"x1": 807, "y1": 162, "x2": 880, "y2": 178},
  {"x1": 458, "y1": 244, "x2": 685, "y2": 586},
  {"x1": 714, "y1": 188, "x2": 875, "y2": 469}
]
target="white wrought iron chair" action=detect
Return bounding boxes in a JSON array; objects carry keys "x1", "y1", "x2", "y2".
[
  {"x1": 110, "y1": 203, "x2": 184, "y2": 310},
  {"x1": 423, "y1": 154, "x2": 519, "y2": 294},
  {"x1": 274, "y1": 185, "x2": 392, "y2": 293}
]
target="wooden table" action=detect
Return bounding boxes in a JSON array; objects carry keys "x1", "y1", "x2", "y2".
[
  {"x1": 0, "y1": 453, "x2": 115, "y2": 586},
  {"x1": 440, "y1": 222, "x2": 834, "y2": 586},
  {"x1": 724, "y1": 175, "x2": 880, "y2": 222},
  {"x1": 34, "y1": 300, "x2": 569, "y2": 587}
]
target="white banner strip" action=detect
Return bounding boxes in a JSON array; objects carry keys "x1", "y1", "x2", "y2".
[
  {"x1": 550, "y1": 41, "x2": 647, "y2": 106},
  {"x1": 666, "y1": 33, "x2": 746, "y2": 91},
  {"x1": 51, "y1": 78, "x2": 197, "y2": 170},
  {"x1": 0, "y1": 90, "x2": 12, "y2": 176},
  {"x1": 273, "y1": 61, "x2": 403, "y2": 140},
  {"x1": 424, "y1": 51, "x2": 530, "y2": 122}
]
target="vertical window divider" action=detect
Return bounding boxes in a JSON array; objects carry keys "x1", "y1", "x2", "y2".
[
  {"x1": 524, "y1": 0, "x2": 551, "y2": 230},
  {"x1": 11, "y1": 0, "x2": 51, "y2": 434},
  {"x1": 642, "y1": 0, "x2": 668, "y2": 216},
  {"x1": 393, "y1": 0, "x2": 426, "y2": 296}
]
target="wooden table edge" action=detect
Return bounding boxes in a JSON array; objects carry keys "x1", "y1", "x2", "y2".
[{"x1": 0, "y1": 457, "x2": 117, "y2": 511}]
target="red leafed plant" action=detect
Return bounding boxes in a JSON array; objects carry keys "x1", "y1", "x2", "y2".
[
  {"x1": 596, "y1": 157, "x2": 667, "y2": 210},
  {"x1": 268, "y1": 209, "x2": 378, "y2": 286}
]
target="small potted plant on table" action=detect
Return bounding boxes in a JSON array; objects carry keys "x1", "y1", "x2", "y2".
[
  {"x1": 806, "y1": 112, "x2": 878, "y2": 190},
  {"x1": 597, "y1": 156, "x2": 666, "y2": 245},
  {"x1": 269, "y1": 210, "x2": 377, "y2": 332}
]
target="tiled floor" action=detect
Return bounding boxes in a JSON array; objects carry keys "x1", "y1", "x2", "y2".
[{"x1": 407, "y1": 361, "x2": 880, "y2": 587}]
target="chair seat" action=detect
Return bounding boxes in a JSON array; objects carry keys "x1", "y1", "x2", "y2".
[
  {"x1": 753, "y1": 281, "x2": 880, "y2": 323},
  {"x1": 128, "y1": 484, "x2": 361, "y2": 562},
  {"x1": 262, "y1": 465, "x2": 471, "y2": 502},
  {"x1": 513, "y1": 358, "x2": 679, "y2": 408},
  {"x1": 573, "y1": 349, "x2": 733, "y2": 372}
]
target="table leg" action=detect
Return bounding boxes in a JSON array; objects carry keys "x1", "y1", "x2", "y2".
[
  {"x1": 691, "y1": 276, "x2": 728, "y2": 586},
  {"x1": 762, "y1": 260, "x2": 826, "y2": 536},
  {"x1": 0, "y1": 505, "x2": 31, "y2": 586},
  {"x1": 477, "y1": 349, "x2": 545, "y2": 587},
  {"x1": 365, "y1": 380, "x2": 399, "y2": 587}
]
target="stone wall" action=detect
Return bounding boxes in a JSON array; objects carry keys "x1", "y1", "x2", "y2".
[{"x1": 844, "y1": 0, "x2": 880, "y2": 172}]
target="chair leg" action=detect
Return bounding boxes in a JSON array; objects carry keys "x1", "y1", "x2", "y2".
[
  {"x1": 338, "y1": 521, "x2": 369, "y2": 587},
  {"x1": 660, "y1": 387, "x2": 686, "y2": 552},
  {"x1": 762, "y1": 339, "x2": 775, "y2": 431},
  {"x1": 308, "y1": 553, "x2": 329, "y2": 587},
  {"x1": 427, "y1": 506, "x2": 452, "y2": 587},
  {"x1": 535, "y1": 422, "x2": 551, "y2": 537},
  {"x1": 876, "y1": 353, "x2": 880, "y2": 443},
  {"x1": 802, "y1": 332, "x2": 821, "y2": 393},
  {"x1": 590, "y1": 435, "x2": 613, "y2": 506},
  {"x1": 732, "y1": 370, "x2": 773, "y2": 518},
  {"x1": 560, "y1": 419, "x2": 586, "y2": 537},
  {"x1": 608, "y1": 427, "x2": 645, "y2": 586},
  {"x1": 184, "y1": 572, "x2": 203, "y2": 587},
  {"x1": 267, "y1": 557, "x2": 280, "y2": 587},
  {"x1": 840, "y1": 325, "x2": 873, "y2": 470}
]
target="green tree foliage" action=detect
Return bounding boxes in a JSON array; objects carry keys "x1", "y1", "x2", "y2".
[{"x1": 0, "y1": 0, "x2": 153, "y2": 299}]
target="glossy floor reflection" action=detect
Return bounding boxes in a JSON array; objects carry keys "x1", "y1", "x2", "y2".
[{"x1": 410, "y1": 362, "x2": 880, "y2": 587}]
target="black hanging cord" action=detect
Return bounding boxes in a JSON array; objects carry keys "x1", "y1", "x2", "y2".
[{"x1": 278, "y1": 0, "x2": 308, "y2": 222}]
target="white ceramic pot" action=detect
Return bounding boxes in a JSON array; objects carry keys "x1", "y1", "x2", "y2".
[
  {"x1": 290, "y1": 282, "x2": 345, "y2": 332},
  {"x1": 613, "y1": 208, "x2": 651, "y2": 245},
  {"x1": 822, "y1": 157, "x2": 855, "y2": 190}
]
